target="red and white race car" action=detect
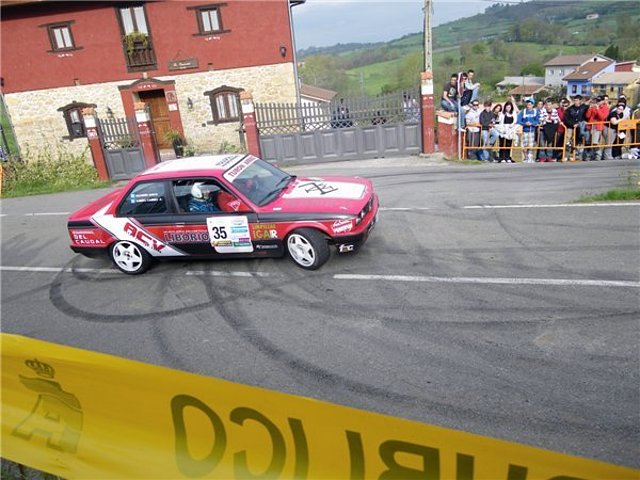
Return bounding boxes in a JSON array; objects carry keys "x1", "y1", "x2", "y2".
[{"x1": 68, "y1": 154, "x2": 379, "y2": 274}]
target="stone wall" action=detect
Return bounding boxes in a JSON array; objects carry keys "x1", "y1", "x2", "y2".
[{"x1": 4, "y1": 62, "x2": 296, "y2": 160}]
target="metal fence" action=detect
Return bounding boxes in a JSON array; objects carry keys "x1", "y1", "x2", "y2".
[
  {"x1": 461, "y1": 119, "x2": 640, "y2": 162},
  {"x1": 255, "y1": 88, "x2": 421, "y2": 135},
  {"x1": 97, "y1": 117, "x2": 140, "y2": 150}
]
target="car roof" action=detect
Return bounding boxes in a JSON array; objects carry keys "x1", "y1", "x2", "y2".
[{"x1": 139, "y1": 154, "x2": 247, "y2": 177}]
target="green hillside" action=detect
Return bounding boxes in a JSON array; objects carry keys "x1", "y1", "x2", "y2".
[{"x1": 298, "y1": 0, "x2": 640, "y2": 98}]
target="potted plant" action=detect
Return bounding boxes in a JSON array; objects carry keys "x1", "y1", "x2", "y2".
[
  {"x1": 164, "y1": 130, "x2": 184, "y2": 157},
  {"x1": 122, "y1": 32, "x2": 149, "y2": 55}
]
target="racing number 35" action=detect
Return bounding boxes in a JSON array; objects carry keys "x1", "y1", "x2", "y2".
[{"x1": 210, "y1": 226, "x2": 227, "y2": 240}]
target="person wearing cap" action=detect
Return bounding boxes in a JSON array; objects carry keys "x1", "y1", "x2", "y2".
[
  {"x1": 517, "y1": 97, "x2": 539, "y2": 162},
  {"x1": 585, "y1": 95, "x2": 610, "y2": 160}
]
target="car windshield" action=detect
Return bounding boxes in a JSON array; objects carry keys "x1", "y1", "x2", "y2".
[{"x1": 224, "y1": 156, "x2": 294, "y2": 206}]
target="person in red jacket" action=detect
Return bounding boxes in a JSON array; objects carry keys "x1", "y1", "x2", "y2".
[
  {"x1": 555, "y1": 98, "x2": 569, "y2": 161},
  {"x1": 585, "y1": 95, "x2": 610, "y2": 161}
]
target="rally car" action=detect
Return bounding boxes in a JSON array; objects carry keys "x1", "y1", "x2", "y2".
[{"x1": 67, "y1": 154, "x2": 379, "y2": 274}]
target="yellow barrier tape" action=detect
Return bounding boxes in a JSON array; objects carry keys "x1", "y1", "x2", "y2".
[{"x1": 1, "y1": 334, "x2": 637, "y2": 479}]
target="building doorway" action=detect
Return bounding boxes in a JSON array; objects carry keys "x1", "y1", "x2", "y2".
[{"x1": 138, "y1": 90, "x2": 172, "y2": 149}]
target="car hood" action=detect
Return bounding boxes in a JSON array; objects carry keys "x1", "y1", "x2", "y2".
[{"x1": 260, "y1": 175, "x2": 372, "y2": 214}]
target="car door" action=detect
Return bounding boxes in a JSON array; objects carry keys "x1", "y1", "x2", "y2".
[{"x1": 161, "y1": 177, "x2": 260, "y2": 257}]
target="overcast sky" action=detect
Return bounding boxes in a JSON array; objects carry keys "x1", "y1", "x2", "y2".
[{"x1": 292, "y1": 0, "x2": 502, "y2": 50}]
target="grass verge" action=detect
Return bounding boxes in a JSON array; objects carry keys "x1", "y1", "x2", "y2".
[
  {"x1": 576, "y1": 171, "x2": 640, "y2": 203},
  {"x1": 1, "y1": 144, "x2": 111, "y2": 198}
]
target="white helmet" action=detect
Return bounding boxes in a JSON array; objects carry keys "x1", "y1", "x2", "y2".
[{"x1": 191, "y1": 182, "x2": 206, "y2": 199}]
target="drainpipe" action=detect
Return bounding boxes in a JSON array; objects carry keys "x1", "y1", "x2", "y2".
[{"x1": 288, "y1": 0, "x2": 305, "y2": 106}]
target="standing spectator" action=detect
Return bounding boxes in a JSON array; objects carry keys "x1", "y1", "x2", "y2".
[
  {"x1": 479, "y1": 101, "x2": 498, "y2": 161},
  {"x1": 441, "y1": 73, "x2": 465, "y2": 130},
  {"x1": 539, "y1": 98, "x2": 560, "y2": 162},
  {"x1": 555, "y1": 98, "x2": 569, "y2": 161},
  {"x1": 535, "y1": 99, "x2": 545, "y2": 160},
  {"x1": 517, "y1": 98, "x2": 539, "y2": 162},
  {"x1": 331, "y1": 98, "x2": 353, "y2": 128},
  {"x1": 630, "y1": 103, "x2": 640, "y2": 159},
  {"x1": 585, "y1": 95, "x2": 609, "y2": 161},
  {"x1": 607, "y1": 103, "x2": 626, "y2": 159},
  {"x1": 462, "y1": 70, "x2": 480, "y2": 106},
  {"x1": 402, "y1": 93, "x2": 419, "y2": 122},
  {"x1": 497, "y1": 101, "x2": 518, "y2": 163},
  {"x1": 465, "y1": 100, "x2": 483, "y2": 160},
  {"x1": 564, "y1": 95, "x2": 588, "y2": 159},
  {"x1": 618, "y1": 95, "x2": 632, "y2": 119}
]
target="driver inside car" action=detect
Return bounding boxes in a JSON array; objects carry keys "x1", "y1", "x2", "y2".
[{"x1": 188, "y1": 182, "x2": 219, "y2": 213}]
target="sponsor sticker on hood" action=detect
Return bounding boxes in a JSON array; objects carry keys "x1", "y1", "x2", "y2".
[{"x1": 283, "y1": 180, "x2": 366, "y2": 199}]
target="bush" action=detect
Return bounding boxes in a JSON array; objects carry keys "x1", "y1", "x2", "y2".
[{"x1": 1, "y1": 144, "x2": 108, "y2": 197}]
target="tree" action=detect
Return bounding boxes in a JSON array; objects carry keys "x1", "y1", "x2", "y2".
[
  {"x1": 604, "y1": 44, "x2": 620, "y2": 61},
  {"x1": 520, "y1": 63, "x2": 544, "y2": 77}
]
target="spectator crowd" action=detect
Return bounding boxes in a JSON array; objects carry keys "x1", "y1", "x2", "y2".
[{"x1": 441, "y1": 70, "x2": 640, "y2": 163}]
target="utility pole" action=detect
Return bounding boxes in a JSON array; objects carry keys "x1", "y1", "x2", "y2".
[{"x1": 420, "y1": 0, "x2": 436, "y2": 154}]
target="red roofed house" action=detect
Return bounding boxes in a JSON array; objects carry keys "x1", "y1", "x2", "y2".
[
  {"x1": 563, "y1": 58, "x2": 615, "y2": 97},
  {"x1": 0, "y1": 0, "x2": 301, "y2": 162},
  {"x1": 544, "y1": 54, "x2": 610, "y2": 87}
]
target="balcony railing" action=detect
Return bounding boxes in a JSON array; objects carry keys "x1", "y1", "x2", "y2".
[{"x1": 123, "y1": 40, "x2": 157, "y2": 70}]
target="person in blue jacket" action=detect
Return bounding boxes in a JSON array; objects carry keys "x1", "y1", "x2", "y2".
[
  {"x1": 188, "y1": 182, "x2": 219, "y2": 213},
  {"x1": 517, "y1": 98, "x2": 539, "y2": 162}
]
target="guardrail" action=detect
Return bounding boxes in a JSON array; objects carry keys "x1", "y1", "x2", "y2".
[{"x1": 461, "y1": 119, "x2": 639, "y2": 163}]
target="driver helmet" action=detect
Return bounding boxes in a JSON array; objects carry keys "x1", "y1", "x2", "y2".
[{"x1": 191, "y1": 182, "x2": 211, "y2": 200}]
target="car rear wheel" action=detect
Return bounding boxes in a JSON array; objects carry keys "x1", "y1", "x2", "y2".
[
  {"x1": 286, "y1": 228, "x2": 330, "y2": 270},
  {"x1": 110, "y1": 240, "x2": 152, "y2": 275}
]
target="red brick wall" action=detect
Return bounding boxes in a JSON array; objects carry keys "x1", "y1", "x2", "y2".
[{"x1": 1, "y1": 1, "x2": 292, "y2": 93}]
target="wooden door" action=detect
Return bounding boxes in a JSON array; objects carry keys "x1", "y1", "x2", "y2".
[{"x1": 139, "y1": 90, "x2": 172, "y2": 148}]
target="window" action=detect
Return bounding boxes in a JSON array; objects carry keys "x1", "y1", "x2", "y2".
[
  {"x1": 119, "y1": 182, "x2": 168, "y2": 216},
  {"x1": 40, "y1": 21, "x2": 80, "y2": 52},
  {"x1": 549, "y1": 69, "x2": 554, "y2": 75},
  {"x1": 173, "y1": 178, "x2": 237, "y2": 213},
  {"x1": 199, "y1": 8, "x2": 221, "y2": 33},
  {"x1": 204, "y1": 86, "x2": 242, "y2": 125},
  {"x1": 118, "y1": 5, "x2": 148, "y2": 34},
  {"x1": 57, "y1": 102, "x2": 95, "y2": 139},
  {"x1": 571, "y1": 85, "x2": 577, "y2": 94},
  {"x1": 190, "y1": 3, "x2": 229, "y2": 35}
]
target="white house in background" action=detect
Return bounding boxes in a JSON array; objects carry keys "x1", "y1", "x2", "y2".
[
  {"x1": 300, "y1": 84, "x2": 337, "y2": 107},
  {"x1": 496, "y1": 76, "x2": 544, "y2": 94},
  {"x1": 544, "y1": 54, "x2": 611, "y2": 87}
]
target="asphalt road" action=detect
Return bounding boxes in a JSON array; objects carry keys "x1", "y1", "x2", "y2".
[{"x1": 1, "y1": 158, "x2": 639, "y2": 468}]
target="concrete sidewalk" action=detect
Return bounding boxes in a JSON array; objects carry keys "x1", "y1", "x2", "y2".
[{"x1": 281, "y1": 153, "x2": 449, "y2": 172}]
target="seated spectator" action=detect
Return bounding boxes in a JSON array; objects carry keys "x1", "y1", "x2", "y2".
[
  {"x1": 441, "y1": 73, "x2": 466, "y2": 130},
  {"x1": 461, "y1": 69, "x2": 480, "y2": 106}
]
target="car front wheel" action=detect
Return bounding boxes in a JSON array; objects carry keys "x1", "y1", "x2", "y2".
[
  {"x1": 110, "y1": 240, "x2": 152, "y2": 275},
  {"x1": 286, "y1": 228, "x2": 330, "y2": 270}
]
